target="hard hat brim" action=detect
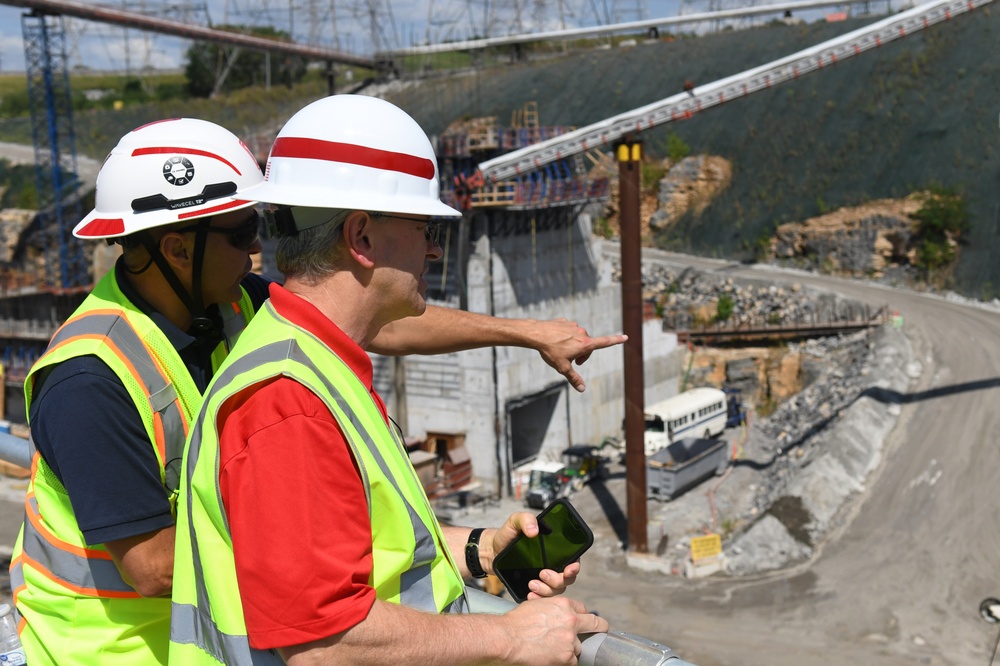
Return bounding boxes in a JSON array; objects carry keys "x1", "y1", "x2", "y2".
[
  {"x1": 73, "y1": 197, "x2": 258, "y2": 240},
  {"x1": 243, "y1": 181, "x2": 462, "y2": 219}
]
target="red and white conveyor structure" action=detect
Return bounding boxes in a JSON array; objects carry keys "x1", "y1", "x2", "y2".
[{"x1": 476, "y1": 0, "x2": 995, "y2": 184}]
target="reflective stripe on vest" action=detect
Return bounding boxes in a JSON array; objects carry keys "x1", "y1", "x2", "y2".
[
  {"x1": 15, "y1": 273, "x2": 254, "y2": 604},
  {"x1": 171, "y1": 308, "x2": 466, "y2": 665},
  {"x1": 14, "y1": 309, "x2": 190, "y2": 599},
  {"x1": 19, "y1": 492, "x2": 139, "y2": 597},
  {"x1": 9, "y1": 556, "x2": 24, "y2": 625},
  {"x1": 36, "y1": 310, "x2": 187, "y2": 487}
]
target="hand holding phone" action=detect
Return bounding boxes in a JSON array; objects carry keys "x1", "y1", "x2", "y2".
[{"x1": 491, "y1": 498, "x2": 594, "y2": 603}]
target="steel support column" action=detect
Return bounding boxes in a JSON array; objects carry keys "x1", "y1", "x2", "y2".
[{"x1": 617, "y1": 140, "x2": 646, "y2": 553}]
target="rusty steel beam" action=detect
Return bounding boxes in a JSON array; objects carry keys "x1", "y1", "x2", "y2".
[
  {"x1": 673, "y1": 319, "x2": 888, "y2": 345},
  {"x1": 0, "y1": 0, "x2": 376, "y2": 68},
  {"x1": 617, "y1": 140, "x2": 647, "y2": 554}
]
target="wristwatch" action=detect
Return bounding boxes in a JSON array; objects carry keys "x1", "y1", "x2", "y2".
[{"x1": 465, "y1": 528, "x2": 488, "y2": 578}]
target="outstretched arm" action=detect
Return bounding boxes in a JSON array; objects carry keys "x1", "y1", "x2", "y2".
[{"x1": 370, "y1": 305, "x2": 627, "y2": 392}]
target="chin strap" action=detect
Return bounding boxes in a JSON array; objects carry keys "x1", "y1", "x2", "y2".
[
  {"x1": 137, "y1": 223, "x2": 220, "y2": 338},
  {"x1": 187, "y1": 222, "x2": 214, "y2": 336}
]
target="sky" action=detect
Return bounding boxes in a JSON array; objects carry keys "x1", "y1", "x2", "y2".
[{"x1": 0, "y1": 0, "x2": 861, "y2": 74}]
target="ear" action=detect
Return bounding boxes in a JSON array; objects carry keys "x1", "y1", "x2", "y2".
[
  {"x1": 344, "y1": 211, "x2": 377, "y2": 269},
  {"x1": 159, "y1": 231, "x2": 192, "y2": 271}
]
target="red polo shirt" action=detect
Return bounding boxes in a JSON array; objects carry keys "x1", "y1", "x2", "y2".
[{"x1": 217, "y1": 283, "x2": 382, "y2": 650}]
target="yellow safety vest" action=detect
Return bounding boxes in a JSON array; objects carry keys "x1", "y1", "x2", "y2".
[
  {"x1": 8, "y1": 268, "x2": 253, "y2": 666},
  {"x1": 170, "y1": 299, "x2": 467, "y2": 665}
]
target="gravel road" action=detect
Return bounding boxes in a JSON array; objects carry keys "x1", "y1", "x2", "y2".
[{"x1": 566, "y1": 246, "x2": 1000, "y2": 666}]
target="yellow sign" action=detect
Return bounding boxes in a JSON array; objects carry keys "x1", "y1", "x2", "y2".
[{"x1": 690, "y1": 533, "x2": 722, "y2": 562}]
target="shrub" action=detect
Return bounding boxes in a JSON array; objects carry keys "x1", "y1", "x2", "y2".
[
  {"x1": 912, "y1": 185, "x2": 968, "y2": 274},
  {"x1": 666, "y1": 132, "x2": 691, "y2": 162},
  {"x1": 715, "y1": 294, "x2": 734, "y2": 322},
  {"x1": 641, "y1": 162, "x2": 667, "y2": 193}
]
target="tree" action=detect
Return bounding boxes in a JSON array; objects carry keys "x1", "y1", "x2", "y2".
[{"x1": 185, "y1": 25, "x2": 306, "y2": 98}]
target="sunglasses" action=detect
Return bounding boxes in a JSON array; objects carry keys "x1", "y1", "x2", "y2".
[
  {"x1": 174, "y1": 210, "x2": 262, "y2": 251},
  {"x1": 372, "y1": 212, "x2": 443, "y2": 246}
]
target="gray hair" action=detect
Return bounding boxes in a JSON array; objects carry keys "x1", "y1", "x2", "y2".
[{"x1": 275, "y1": 208, "x2": 352, "y2": 282}]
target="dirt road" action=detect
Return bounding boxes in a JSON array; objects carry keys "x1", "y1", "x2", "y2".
[
  {"x1": 0, "y1": 141, "x2": 101, "y2": 189},
  {"x1": 570, "y1": 247, "x2": 1000, "y2": 666}
]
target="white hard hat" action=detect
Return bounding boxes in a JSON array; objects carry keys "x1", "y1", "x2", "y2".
[
  {"x1": 74, "y1": 118, "x2": 263, "y2": 240},
  {"x1": 245, "y1": 95, "x2": 460, "y2": 220}
]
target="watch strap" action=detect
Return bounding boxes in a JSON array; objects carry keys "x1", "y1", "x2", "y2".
[{"x1": 465, "y1": 527, "x2": 488, "y2": 579}]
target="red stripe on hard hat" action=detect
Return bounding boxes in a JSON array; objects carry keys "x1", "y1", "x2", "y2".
[
  {"x1": 131, "y1": 147, "x2": 243, "y2": 176},
  {"x1": 271, "y1": 137, "x2": 435, "y2": 180},
  {"x1": 177, "y1": 199, "x2": 250, "y2": 219},
  {"x1": 77, "y1": 218, "x2": 125, "y2": 237}
]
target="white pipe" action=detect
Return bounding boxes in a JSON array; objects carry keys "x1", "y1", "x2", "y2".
[
  {"x1": 383, "y1": 0, "x2": 877, "y2": 56},
  {"x1": 0, "y1": 431, "x2": 30, "y2": 470}
]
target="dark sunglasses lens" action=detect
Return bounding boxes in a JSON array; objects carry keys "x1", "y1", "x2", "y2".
[
  {"x1": 428, "y1": 222, "x2": 442, "y2": 246},
  {"x1": 228, "y1": 212, "x2": 260, "y2": 250}
]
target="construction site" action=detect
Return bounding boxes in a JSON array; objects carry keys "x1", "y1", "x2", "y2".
[
  {"x1": 0, "y1": 0, "x2": 986, "y2": 520},
  {"x1": 1, "y1": 1, "x2": 1000, "y2": 664}
]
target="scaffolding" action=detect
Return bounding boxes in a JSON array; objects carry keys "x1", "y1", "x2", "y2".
[{"x1": 22, "y1": 11, "x2": 88, "y2": 289}]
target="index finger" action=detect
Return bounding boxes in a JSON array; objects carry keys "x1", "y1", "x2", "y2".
[{"x1": 580, "y1": 334, "x2": 628, "y2": 356}]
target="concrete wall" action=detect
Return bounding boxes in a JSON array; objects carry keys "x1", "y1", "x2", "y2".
[{"x1": 374, "y1": 211, "x2": 683, "y2": 496}]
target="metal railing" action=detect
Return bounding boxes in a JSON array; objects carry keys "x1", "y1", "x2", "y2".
[
  {"x1": 0, "y1": 432, "x2": 30, "y2": 470},
  {"x1": 467, "y1": 587, "x2": 697, "y2": 665}
]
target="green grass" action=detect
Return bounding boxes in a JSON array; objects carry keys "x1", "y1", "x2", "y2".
[
  {"x1": 1, "y1": 70, "x2": 189, "y2": 118},
  {"x1": 0, "y1": 67, "x2": 370, "y2": 159}
]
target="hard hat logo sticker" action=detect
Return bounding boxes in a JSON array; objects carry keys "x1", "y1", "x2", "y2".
[{"x1": 163, "y1": 156, "x2": 195, "y2": 186}]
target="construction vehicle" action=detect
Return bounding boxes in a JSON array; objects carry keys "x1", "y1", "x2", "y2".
[
  {"x1": 523, "y1": 460, "x2": 568, "y2": 509},
  {"x1": 524, "y1": 445, "x2": 611, "y2": 509},
  {"x1": 561, "y1": 444, "x2": 611, "y2": 490}
]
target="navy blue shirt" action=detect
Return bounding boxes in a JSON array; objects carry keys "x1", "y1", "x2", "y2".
[{"x1": 29, "y1": 262, "x2": 271, "y2": 546}]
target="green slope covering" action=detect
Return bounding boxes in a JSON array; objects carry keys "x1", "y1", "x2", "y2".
[
  {"x1": 388, "y1": 12, "x2": 1000, "y2": 297},
  {"x1": 1, "y1": 11, "x2": 996, "y2": 295}
]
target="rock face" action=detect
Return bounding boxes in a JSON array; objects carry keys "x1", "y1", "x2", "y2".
[
  {"x1": 0, "y1": 209, "x2": 36, "y2": 264},
  {"x1": 686, "y1": 348, "x2": 802, "y2": 409},
  {"x1": 602, "y1": 154, "x2": 732, "y2": 244},
  {"x1": 650, "y1": 155, "x2": 732, "y2": 232},
  {"x1": 618, "y1": 262, "x2": 878, "y2": 411},
  {"x1": 614, "y1": 261, "x2": 914, "y2": 578},
  {"x1": 769, "y1": 196, "x2": 924, "y2": 278}
]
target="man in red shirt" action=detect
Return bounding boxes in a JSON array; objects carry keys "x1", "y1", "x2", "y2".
[{"x1": 171, "y1": 94, "x2": 608, "y2": 666}]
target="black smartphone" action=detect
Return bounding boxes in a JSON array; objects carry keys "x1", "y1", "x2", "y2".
[{"x1": 492, "y1": 498, "x2": 594, "y2": 603}]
